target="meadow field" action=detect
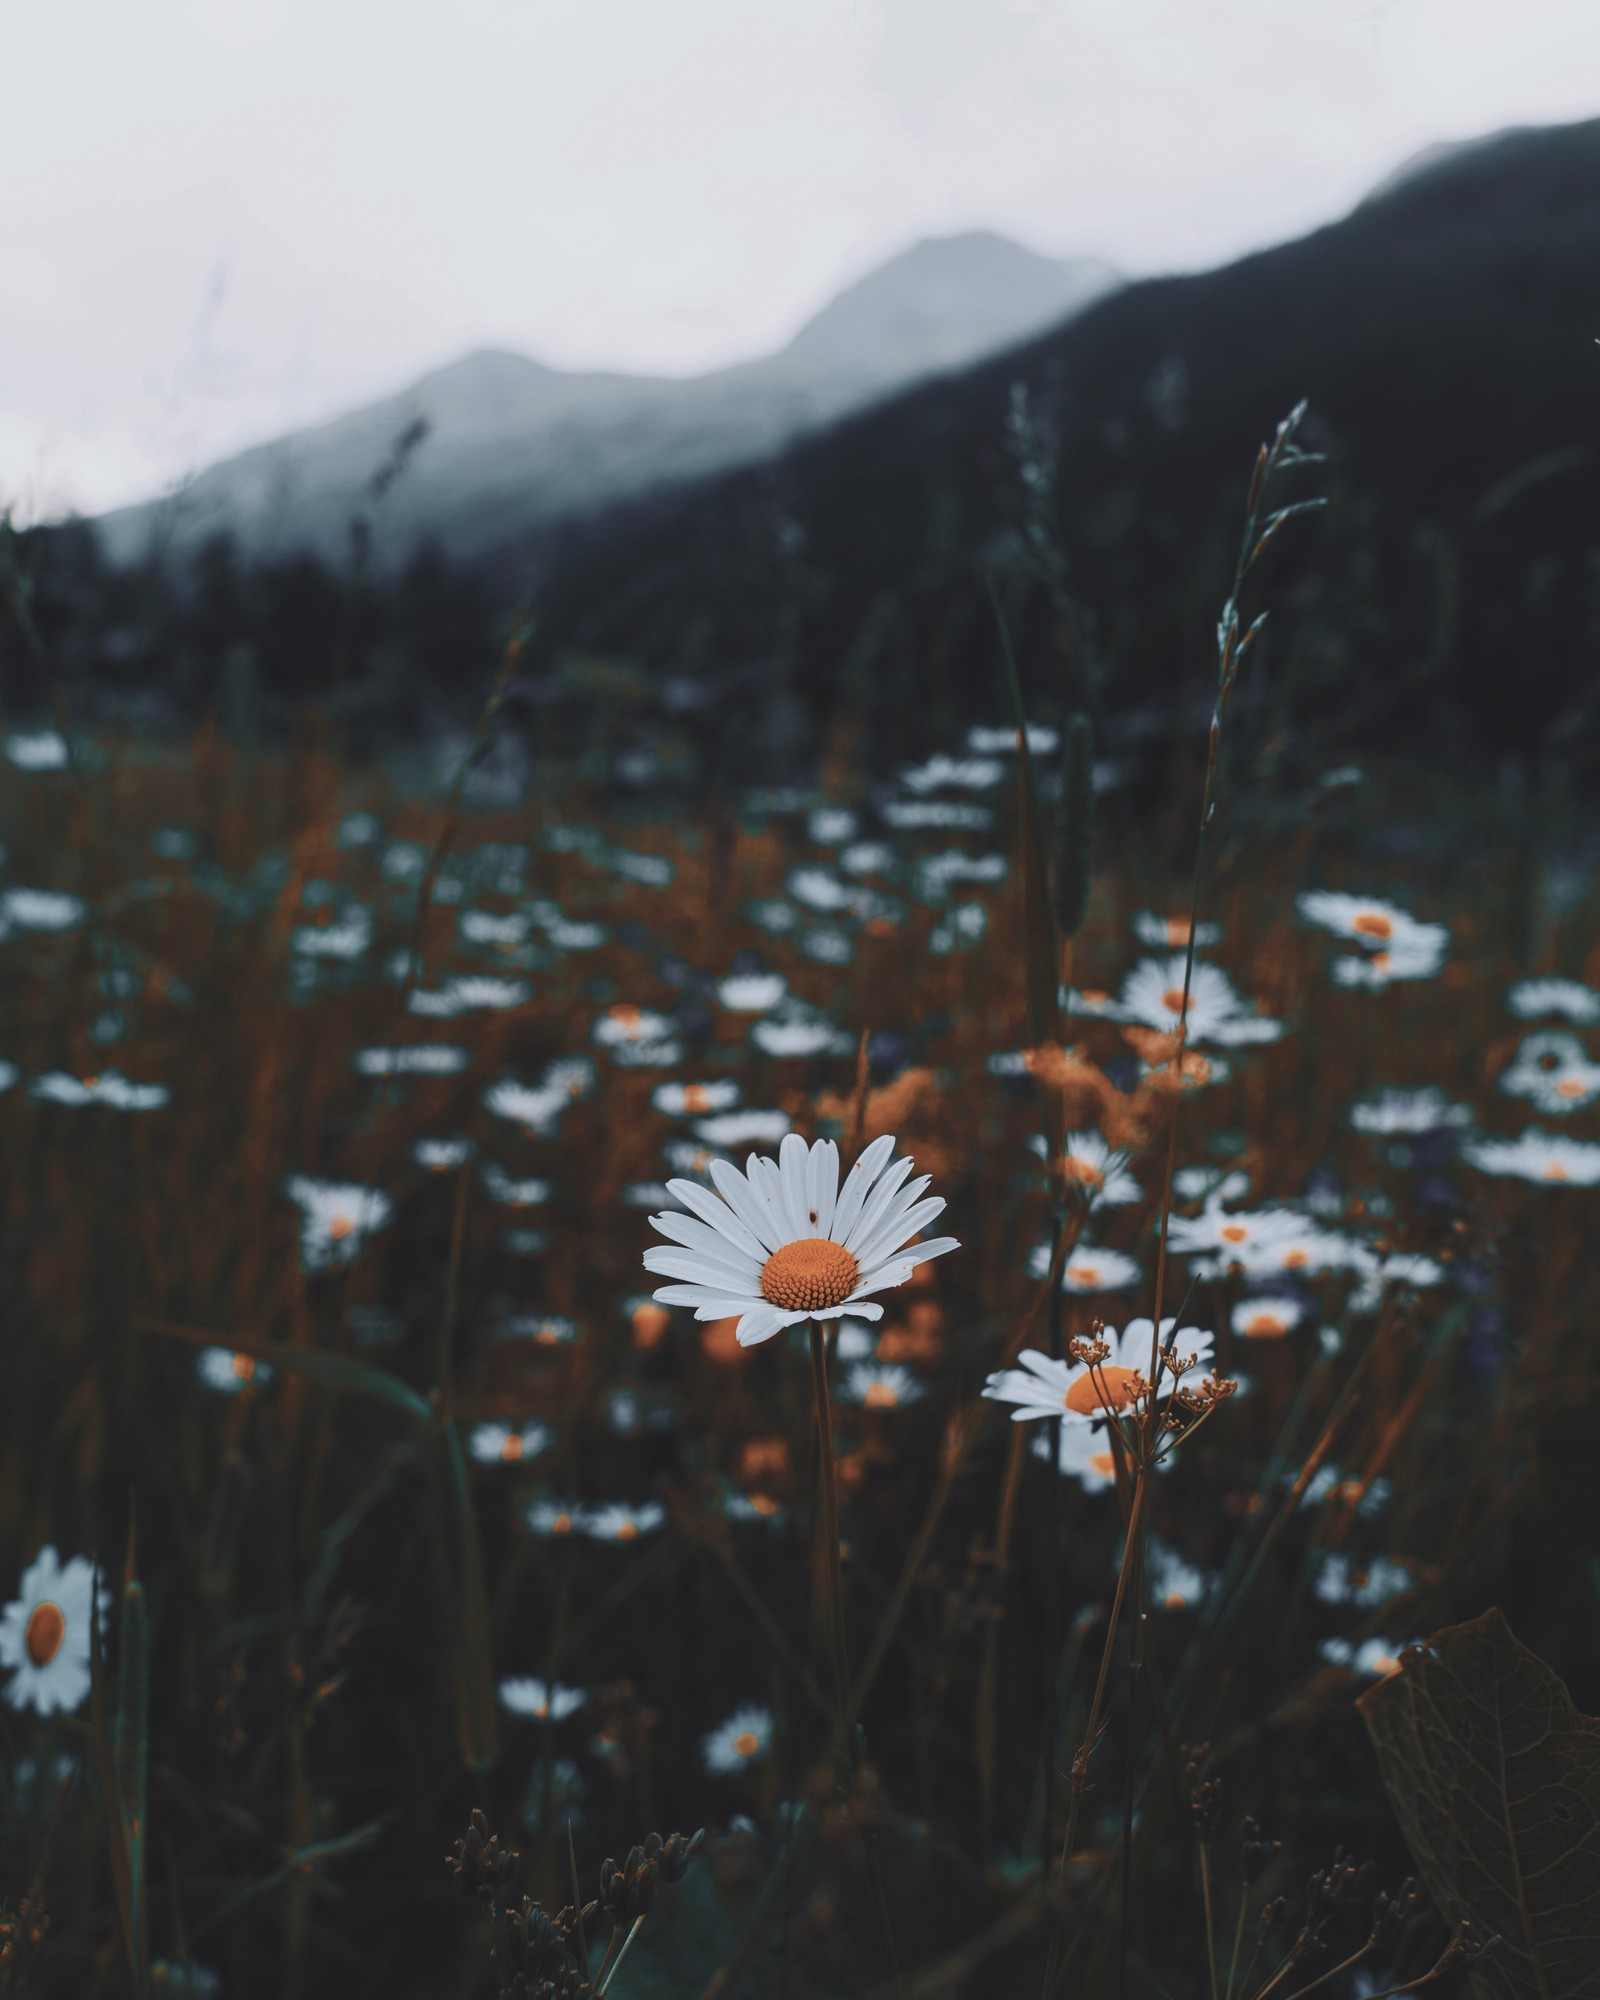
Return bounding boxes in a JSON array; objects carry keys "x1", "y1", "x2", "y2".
[{"x1": 0, "y1": 432, "x2": 1596, "y2": 2000}]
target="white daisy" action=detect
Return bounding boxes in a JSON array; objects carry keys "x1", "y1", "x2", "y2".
[
  {"x1": 1296, "y1": 891, "x2": 1445, "y2": 954},
  {"x1": 582, "y1": 1501, "x2": 667, "y2": 1543},
  {"x1": 1349, "y1": 1088, "x2": 1473, "y2": 1136},
  {"x1": 1230, "y1": 1294, "x2": 1308, "y2": 1340},
  {"x1": 1, "y1": 888, "x2": 86, "y2": 931},
  {"x1": 1329, "y1": 933, "x2": 1448, "y2": 989},
  {"x1": 967, "y1": 723, "x2": 1058, "y2": 755},
  {"x1": 838, "y1": 1363, "x2": 926, "y2": 1410},
  {"x1": 1343, "y1": 1247, "x2": 1445, "y2": 1314},
  {"x1": 702, "y1": 1703, "x2": 775, "y2": 1776},
  {"x1": 469, "y1": 1421, "x2": 554, "y2": 1465},
  {"x1": 652, "y1": 1080, "x2": 740, "y2": 1118},
  {"x1": 644, "y1": 1132, "x2": 960, "y2": 1348},
  {"x1": 282, "y1": 1177, "x2": 394, "y2": 1271},
  {"x1": 292, "y1": 909, "x2": 371, "y2": 959},
  {"x1": 751, "y1": 1017, "x2": 851, "y2": 1058},
  {"x1": 1030, "y1": 1130, "x2": 1143, "y2": 1207},
  {"x1": 1073, "y1": 957, "x2": 1282, "y2": 1046},
  {"x1": 354, "y1": 1046, "x2": 470, "y2": 1077},
  {"x1": 1462, "y1": 1128, "x2": 1600, "y2": 1186},
  {"x1": 5, "y1": 730, "x2": 68, "y2": 771},
  {"x1": 1318, "y1": 1636, "x2": 1412, "y2": 1680},
  {"x1": 880, "y1": 800, "x2": 992, "y2": 831},
  {"x1": 414, "y1": 1138, "x2": 473, "y2": 1172},
  {"x1": 30, "y1": 1071, "x2": 170, "y2": 1111},
  {"x1": 1030, "y1": 1420, "x2": 1125, "y2": 1492},
  {"x1": 1509, "y1": 977, "x2": 1600, "y2": 1025},
  {"x1": 694, "y1": 1110, "x2": 793, "y2": 1148},
  {"x1": 1026, "y1": 1241, "x2": 1142, "y2": 1293},
  {"x1": 1167, "y1": 1203, "x2": 1348, "y2": 1278},
  {"x1": 197, "y1": 1346, "x2": 274, "y2": 1393},
  {"x1": 526, "y1": 1498, "x2": 585, "y2": 1538},
  {"x1": 1499, "y1": 1032, "x2": 1600, "y2": 1115},
  {"x1": 592, "y1": 1005, "x2": 674, "y2": 1049},
  {"x1": 985, "y1": 1321, "x2": 1213, "y2": 1422},
  {"x1": 484, "y1": 1058, "x2": 594, "y2": 1136},
  {"x1": 0, "y1": 1548, "x2": 101, "y2": 1715},
  {"x1": 481, "y1": 1165, "x2": 550, "y2": 1206},
  {"x1": 1145, "y1": 1538, "x2": 1212, "y2": 1611},
  {"x1": 717, "y1": 973, "x2": 789, "y2": 1014},
  {"x1": 1132, "y1": 913, "x2": 1222, "y2": 949},
  {"x1": 1314, "y1": 1555, "x2": 1412, "y2": 1608},
  {"x1": 499, "y1": 1676, "x2": 586, "y2": 1720}
]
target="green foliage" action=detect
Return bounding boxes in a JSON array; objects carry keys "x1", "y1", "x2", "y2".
[{"x1": 1361, "y1": 1608, "x2": 1600, "y2": 2000}]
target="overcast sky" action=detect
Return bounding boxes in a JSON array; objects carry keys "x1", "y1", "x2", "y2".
[{"x1": 4, "y1": 0, "x2": 1597, "y2": 520}]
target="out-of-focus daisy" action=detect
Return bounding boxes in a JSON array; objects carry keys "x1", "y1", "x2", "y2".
[
  {"x1": 1330, "y1": 933, "x2": 1448, "y2": 989},
  {"x1": 1499, "y1": 1031, "x2": 1600, "y2": 1115},
  {"x1": 1026, "y1": 1241, "x2": 1142, "y2": 1293},
  {"x1": 788, "y1": 866, "x2": 853, "y2": 913},
  {"x1": 0, "y1": 1548, "x2": 101, "y2": 1715},
  {"x1": 1072, "y1": 958, "x2": 1282, "y2": 1046},
  {"x1": 30, "y1": 1071, "x2": 170, "y2": 1110},
  {"x1": 652, "y1": 1080, "x2": 740, "y2": 1117},
  {"x1": 1318, "y1": 1636, "x2": 1412, "y2": 1680},
  {"x1": 834, "y1": 1317, "x2": 878, "y2": 1362},
  {"x1": 1314, "y1": 1554, "x2": 1413, "y2": 1608},
  {"x1": 808, "y1": 807, "x2": 858, "y2": 843},
  {"x1": 1230, "y1": 1294, "x2": 1308, "y2": 1340},
  {"x1": 1132, "y1": 913, "x2": 1222, "y2": 949},
  {"x1": 664, "y1": 1138, "x2": 716, "y2": 1178},
  {"x1": 1296, "y1": 891, "x2": 1445, "y2": 954},
  {"x1": 880, "y1": 799, "x2": 991, "y2": 831},
  {"x1": 481, "y1": 1166, "x2": 550, "y2": 1206},
  {"x1": 968, "y1": 722, "x2": 1058, "y2": 755},
  {"x1": 693, "y1": 1109, "x2": 793, "y2": 1148},
  {"x1": 841, "y1": 840, "x2": 897, "y2": 877},
  {"x1": 1463, "y1": 1127, "x2": 1600, "y2": 1186},
  {"x1": 461, "y1": 909, "x2": 530, "y2": 947},
  {"x1": 499, "y1": 1676, "x2": 586, "y2": 1720},
  {"x1": 593, "y1": 1005, "x2": 674, "y2": 1050},
  {"x1": 583, "y1": 1501, "x2": 667, "y2": 1543},
  {"x1": 1349, "y1": 1088, "x2": 1472, "y2": 1135},
  {"x1": 1, "y1": 888, "x2": 86, "y2": 930},
  {"x1": 702, "y1": 1704, "x2": 775, "y2": 1775},
  {"x1": 497, "y1": 1312, "x2": 580, "y2": 1345},
  {"x1": 1343, "y1": 1247, "x2": 1444, "y2": 1313},
  {"x1": 1300, "y1": 1466, "x2": 1392, "y2": 1517},
  {"x1": 717, "y1": 972, "x2": 788, "y2": 1013},
  {"x1": 484, "y1": 1058, "x2": 594, "y2": 1136},
  {"x1": 409, "y1": 975, "x2": 531, "y2": 1016},
  {"x1": 1030, "y1": 1130, "x2": 1142, "y2": 1207},
  {"x1": 1145, "y1": 1538, "x2": 1211, "y2": 1611},
  {"x1": 283, "y1": 1177, "x2": 394, "y2": 1270},
  {"x1": 1167, "y1": 1202, "x2": 1347, "y2": 1278},
  {"x1": 414, "y1": 1138, "x2": 473, "y2": 1173},
  {"x1": 292, "y1": 909, "x2": 371, "y2": 959},
  {"x1": 751, "y1": 1016, "x2": 851, "y2": 1058},
  {"x1": 1509, "y1": 977, "x2": 1600, "y2": 1025},
  {"x1": 470, "y1": 1421, "x2": 554, "y2": 1465},
  {"x1": 354, "y1": 1046, "x2": 470, "y2": 1077},
  {"x1": 644, "y1": 1132, "x2": 959, "y2": 1348},
  {"x1": 837, "y1": 1363, "x2": 925, "y2": 1410},
  {"x1": 803, "y1": 927, "x2": 855, "y2": 965},
  {"x1": 898, "y1": 753, "x2": 1004, "y2": 793},
  {"x1": 606, "y1": 1387, "x2": 679, "y2": 1437},
  {"x1": 526, "y1": 1498, "x2": 584, "y2": 1538},
  {"x1": 197, "y1": 1346, "x2": 274, "y2": 1393},
  {"x1": 1031, "y1": 1421, "x2": 1122, "y2": 1492},
  {"x1": 984, "y1": 1320, "x2": 1214, "y2": 1422},
  {"x1": 4, "y1": 730, "x2": 68, "y2": 771}
]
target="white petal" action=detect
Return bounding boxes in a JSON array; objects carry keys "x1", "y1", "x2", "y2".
[
  {"x1": 847, "y1": 1173, "x2": 933, "y2": 1261},
  {"x1": 643, "y1": 1247, "x2": 758, "y2": 1289},
  {"x1": 852, "y1": 1190, "x2": 943, "y2": 1268},
  {"x1": 777, "y1": 1133, "x2": 814, "y2": 1239},
  {"x1": 901, "y1": 1234, "x2": 960, "y2": 1266},
  {"x1": 648, "y1": 1210, "x2": 763, "y2": 1279},
  {"x1": 665, "y1": 1178, "x2": 768, "y2": 1261},
  {"x1": 841, "y1": 1154, "x2": 916, "y2": 1253},
  {"x1": 807, "y1": 1139, "x2": 840, "y2": 1236},
  {"x1": 830, "y1": 1133, "x2": 896, "y2": 1244},
  {"x1": 649, "y1": 1282, "x2": 757, "y2": 1311},
  {"x1": 843, "y1": 1259, "x2": 919, "y2": 1302},
  {"x1": 817, "y1": 1300, "x2": 882, "y2": 1322},
  {"x1": 735, "y1": 1305, "x2": 794, "y2": 1346},
  {"x1": 709, "y1": 1158, "x2": 786, "y2": 1253},
  {"x1": 749, "y1": 1155, "x2": 793, "y2": 1244}
]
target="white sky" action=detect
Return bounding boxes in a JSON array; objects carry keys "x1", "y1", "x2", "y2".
[{"x1": 3, "y1": 0, "x2": 1597, "y2": 520}]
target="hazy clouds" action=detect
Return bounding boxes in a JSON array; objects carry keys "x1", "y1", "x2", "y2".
[{"x1": 4, "y1": 0, "x2": 1596, "y2": 518}]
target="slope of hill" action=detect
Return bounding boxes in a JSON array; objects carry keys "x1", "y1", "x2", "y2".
[
  {"x1": 513, "y1": 117, "x2": 1600, "y2": 777},
  {"x1": 91, "y1": 233, "x2": 1119, "y2": 569}
]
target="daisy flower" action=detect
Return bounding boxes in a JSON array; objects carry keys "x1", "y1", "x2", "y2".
[
  {"x1": 837, "y1": 1363, "x2": 926, "y2": 1410},
  {"x1": 283, "y1": 1177, "x2": 394, "y2": 1271},
  {"x1": 1167, "y1": 1203, "x2": 1348, "y2": 1279},
  {"x1": 652, "y1": 1080, "x2": 740, "y2": 1118},
  {"x1": 0, "y1": 888, "x2": 85, "y2": 931},
  {"x1": 460, "y1": 909, "x2": 530, "y2": 947},
  {"x1": 967, "y1": 723, "x2": 1058, "y2": 755},
  {"x1": 1145, "y1": 1539, "x2": 1212, "y2": 1611},
  {"x1": 1509, "y1": 977, "x2": 1600, "y2": 1026},
  {"x1": 292, "y1": 910, "x2": 371, "y2": 959},
  {"x1": 1296, "y1": 891, "x2": 1445, "y2": 954},
  {"x1": 984, "y1": 1320, "x2": 1214, "y2": 1422},
  {"x1": 354, "y1": 1046, "x2": 470, "y2": 1077},
  {"x1": 469, "y1": 1421, "x2": 554, "y2": 1465},
  {"x1": 720, "y1": 976, "x2": 788, "y2": 1016},
  {"x1": 751, "y1": 1017, "x2": 851, "y2": 1058},
  {"x1": 1030, "y1": 1420, "x2": 1124, "y2": 1493},
  {"x1": 499, "y1": 1676, "x2": 586, "y2": 1720},
  {"x1": 1318, "y1": 1636, "x2": 1412, "y2": 1680},
  {"x1": 1343, "y1": 1248, "x2": 1445, "y2": 1314},
  {"x1": 0, "y1": 1548, "x2": 101, "y2": 1715},
  {"x1": 1314, "y1": 1555, "x2": 1412, "y2": 1609},
  {"x1": 410, "y1": 975, "x2": 531, "y2": 1015},
  {"x1": 808, "y1": 806, "x2": 858, "y2": 843},
  {"x1": 414, "y1": 1138, "x2": 473, "y2": 1172},
  {"x1": 1026, "y1": 1241, "x2": 1142, "y2": 1293},
  {"x1": 694, "y1": 1110, "x2": 793, "y2": 1148},
  {"x1": 1499, "y1": 1031, "x2": 1600, "y2": 1115},
  {"x1": 496, "y1": 1313, "x2": 579, "y2": 1346},
  {"x1": 484, "y1": 1058, "x2": 594, "y2": 1136},
  {"x1": 1462, "y1": 1128, "x2": 1600, "y2": 1186},
  {"x1": 834, "y1": 1317, "x2": 879, "y2": 1362},
  {"x1": 593, "y1": 1005, "x2": 675, "y2": 1050},
  {"x1": 1077, "y1": 957, "x2": 1282, "y2": 1045},
  {"x1": 702, "y1": 1704, "x2": 775, "y2": 1776},
  {"x1": 1030, "y1": 1130, "x2": 1142, "y2": 1207},
  {"x1": 5, "y1": 730, "x2": 68, "y2": 771},
  {"x1": 880, "y1": 800, "x2": 992, "y2": 831},
  {"x1": 1230, "y1": 1294, "x2": 1308, "y2": 1340},
  {"x1": 1349, "y1": 1088, "x2": 1473, "y2": 1136},
  {"x1": 481, "y1": 1166, "x2": 551, "y2": 1206},
  {"x1": 30, "y1": 1072, "x2": 170, "y2": 1110},
  {"x1": 644, "y1": 1132, "x2": 960, "y2": 1348},
  {"x1": 1132, "y1": 913, "x2": 1222, "y2": 949},
  {"x1": 197, "y1": 1346, "x2": 274, "y2": 1393},
  {"x1": 583, "y1": 1501, "x2": 667, "y2": 1543},
  {"x1": 526, "y1": 1498, "x2": 585, "y2": 1538},
  {"x1": 1329, "y1": 933, "x2": 1448, "y2": 989}
]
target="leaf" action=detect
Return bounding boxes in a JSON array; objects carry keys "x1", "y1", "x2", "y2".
[{"x1": 1360, "y1": 1608, "x2": 1600, "y2": 2000}]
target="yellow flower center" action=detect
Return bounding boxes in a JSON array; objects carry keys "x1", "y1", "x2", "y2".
[
  {"x1": 551, "y1": 1512, "x2": 573, "y2": 1534},
  {"x1": 759, "y1": 1237, "x2": 860, "y2": 1313},
  {"x1": 1162, "y1": 987, "x2": 1186, "y2": 1014},
  {"x1": 683, "y1": 1085, "x2": 711, "y2": 1113},
  {"x1": 1165, "y1": 919, "x2": 1191, "y2": 946},
  {"x1": 733, "y1": 1731, "x2": 760, "y2": 1758},
  {"x1": 501, "y1": 1435, "x2": 524, "y2": 1462},
  {"x1": 1544, "y1": 1161, "x2": 1571, "y2": 1182},
  {"x1": 1088, "y1": 1450, "x2": 1116, "y2": 1479},
  {"x1": 1063, "y1": 1156, "x2": 1104, "y2": 1191},
  {"x1": 232, "y1": 1353, "x2": 256, "y2": 1382},
  {"x1": 25, "y1": 1602, "x2": 65, "y2": 1668},
  {"x1": 1353, "y1": 912, "x2": 1393, "y2": 940},
  {"x1": 1242, "y1": 1311, "x2": 1289, "y2": 1339},
  {"x1": 1556, "y1": 1078, "x2": 1586, "y2": 1099},
  {"x1": 1282, "y1": 1248, "x2": 1310, "y2": 1269},
  {"x1": 329, "y1": 1214, "x2": 355, "y2": 1241},
  {"x1": 1220, "y1": 1224, "x2": 1249, "y2": 1243},
  {"x1": 1065, "y1": 1365, "x2": 1139, "y2": 1416},
  {"x1": 615, "y1": 1520, "x2": 638, "y2": 1541},
  {"x1": 863, "y1": 1381, "x2": 899, "y2": 1409}
]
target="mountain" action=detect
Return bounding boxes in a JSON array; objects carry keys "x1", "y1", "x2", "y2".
[
  {"x1": 91, "y1": 233, "x2": 1119, "y2": 569},
  {"x1": 508, "y1": 116, "x2": 1600, "y2": 777}
]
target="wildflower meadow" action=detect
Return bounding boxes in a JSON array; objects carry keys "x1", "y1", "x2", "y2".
[{"x1": 0, "y1": 407, "x2": 1595, "y2": 1998}]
